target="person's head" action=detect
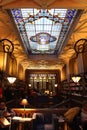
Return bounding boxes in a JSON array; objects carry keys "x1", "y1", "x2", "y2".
[{"x1": 0, "y1": 101, "x2": 6, "y2": 110}]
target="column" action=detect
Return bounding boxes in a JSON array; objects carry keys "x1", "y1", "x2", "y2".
[
  {"x1": 65, "y1": 59, "x2": 70, "y2": 82},
  {"x1": 78, "y1": 53, "x2": 84, "y2": 74}
]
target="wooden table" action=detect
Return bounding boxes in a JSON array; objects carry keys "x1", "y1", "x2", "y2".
[{"x1": 11, "y1": 116, "x2": 32, "y2": 130}]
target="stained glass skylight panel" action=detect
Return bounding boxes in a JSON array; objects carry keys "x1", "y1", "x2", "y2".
[{"x1": 11, "y1": 8, "x2": 78, "y2": 54}]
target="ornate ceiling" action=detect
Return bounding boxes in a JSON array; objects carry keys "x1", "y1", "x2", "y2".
[{"x1": 0, "y1": 0, "x2": 87, "y2": 71}]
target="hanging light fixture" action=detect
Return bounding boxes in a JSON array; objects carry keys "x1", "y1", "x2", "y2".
[
  {"x1": 0, "y1": 39, "x2": 16, "y2": 84},
  {"x1": 72, "y1": 76, "x2": 81, "y2": 83},
  {"x1": 72, "y1": 39, "x2": 87, "y2": 83},
  {"x1": 7, "y1": 77, "x2": 16, "y2": 84},
  {"x1": 7, "y1": 56, "x2": 16, "y2": 84}
]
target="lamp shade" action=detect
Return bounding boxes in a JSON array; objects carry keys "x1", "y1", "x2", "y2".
[
  {"x1": 72, "y1": 76, "x2": 81, "y2": 83},
  {"x1": 21, "y1": 99, "x2": 28, "y2": 106},
  {"x1": 7, "y1": 76, "x2": 16, "y2": 84}
]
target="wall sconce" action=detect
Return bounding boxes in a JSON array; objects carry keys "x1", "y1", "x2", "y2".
[{"x1": 72, "y1": 76, "x2": 81, "y2": 83}]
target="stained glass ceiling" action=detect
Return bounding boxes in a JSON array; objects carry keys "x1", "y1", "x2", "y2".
[{"x1": 11, "y1": 8, "x2": 78, "y2": 55}]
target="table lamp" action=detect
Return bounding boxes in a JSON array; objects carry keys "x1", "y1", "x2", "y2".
[{"x1": 20, "y1": 98, "x2": 28, "y2": 110}]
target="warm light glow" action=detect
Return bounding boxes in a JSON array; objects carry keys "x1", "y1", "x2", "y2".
[
  {"x1": 50, "y1": 91, "x2": 52, "y2": 96},
  {"x1": 54, "y1": 84, "x2": 58, "y2": 87},
  {"x1": 28, "y1": 84, "x2": 31, "y2": 87},
  {"x1": 21, "y1": 99, "x2": 28, "y2": 106},
  {"x1": 72, "y1": 76, "x2": 81, "y2": 83},
  {"x1": 7, "y1": 77, "x2": 16, "y2": 84},
  {"x1": 45, "y1": 90, "x2": 49, "y2": 94},
  {"x1": 20, "y1": 99, "x2": 29, "y2": 117}
]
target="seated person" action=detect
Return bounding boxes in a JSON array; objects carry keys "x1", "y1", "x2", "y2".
[
  {"x1": 0, "y1": 100, "x2": 15, "y2": 117},
  {"x1": 0, "y1": 100, "x2": 15, "y2": 130},
  {"x1": 64, "y1": 107, "x2": 81, "y2": 130},
  {"x1": 64, "y1": 107, "x2": 80, "y2": 122},
  {"x1": 81, "y1": 101, "x2": 87, "y2": 130},
  {"x1": 0, "y1": 101, "x2": 8, "y2": 117}
]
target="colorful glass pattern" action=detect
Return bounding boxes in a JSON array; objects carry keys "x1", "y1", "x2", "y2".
[{"x1": 11, "y1": 8, "x2": 77, "y2": 54}]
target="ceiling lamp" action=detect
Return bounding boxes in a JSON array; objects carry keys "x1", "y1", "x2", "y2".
[
  {"x1": 7, "y1": 55, "x2": 16, "y2": 84},
  {"x1": 72, "y1": 76, "x2": 81, "y2": 83},
  {"x1": 7, "y1": 77, "x2": 16, "y2": 84},
  {"x1": 0, "y1": 39, "x2": 16, "y2": 84}
]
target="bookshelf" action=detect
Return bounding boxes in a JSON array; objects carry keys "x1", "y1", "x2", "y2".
[{"x1": 60, "y1": 74, "x2": 87, "y2": 98}]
